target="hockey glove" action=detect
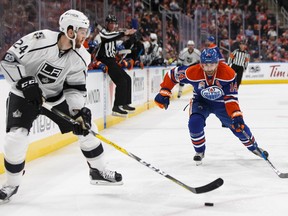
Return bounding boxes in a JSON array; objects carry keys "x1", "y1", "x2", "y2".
[
  {"x1": 72, "y1": 107, "x2": 92, "y2": 136},
  {"x1": 87, "y1": 40, "x2": 99, "y2": 53},
  {"x1": 17, "y1": 76, "x2": 43, "y2": 110},
  {"x1": 154, "y1": 88, "x2": 172, "y2": 109},
  {"x1": 231, "y1": 111, "x2": 245, "y2": 132},
  {"x1": 96, "y1": 61, "x2": 108, "y2": 73}
]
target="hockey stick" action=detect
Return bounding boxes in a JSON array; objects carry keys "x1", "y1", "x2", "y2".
[
  {"x1": 118, "y1": 49, "x2": 131, "y2": 55},
  {"x1": 42, "y1": 102, "x2": 224, "y2": 194},
  {"x1": 119, "y1": 43, "x2": 134, "y2": 64},
  {"x1": 242, "y1": 130, "x2": 288, "y2": 178},
  {"x1": 94, "y1": 22, "x2": 104, "y2": 31}
]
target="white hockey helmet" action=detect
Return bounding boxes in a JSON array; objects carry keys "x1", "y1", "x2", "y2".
[
  {"x1": 59, "y1": 9, "x2": 90, "y2": 48},
  {"x1": 150, "y1": 33, "x2": 157, "y2": 40},
  {"x1": 187, "y1": 40, "x2": 195, "y2": 45}
]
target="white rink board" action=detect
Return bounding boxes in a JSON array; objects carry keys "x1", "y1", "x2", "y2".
[
  {"x1": 0, "y1": 67, "x2": 172, "y2": 154},
  {"x1": 244, "y1": 62, "x2": 288, "y2": 81}
]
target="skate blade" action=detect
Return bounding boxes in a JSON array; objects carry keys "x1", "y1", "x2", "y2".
[
  {"x1": 112, "y1": 112, "x2": 128, "y2": 118},
  {"x1": 90, "y1": 180, "x2": 123, "y2": 186},
  {"x1": 124, "y1": 110, "x2": 135, "y2": 114},
  {"x1": 0, "y1": 198, "x2": 12, "y2": 205},
  {"x1": 195, "y1": 161, "x2": 203, "y2": 166}
]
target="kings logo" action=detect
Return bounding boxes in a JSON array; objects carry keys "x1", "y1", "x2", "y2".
[{"x1": 37, "y1": 62, "x2": 63, "y2": 84}]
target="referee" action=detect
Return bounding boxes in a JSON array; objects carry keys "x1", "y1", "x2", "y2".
[
  {"x1": 95, "y1": 15, "x2": 137, "y2": 116},
  {"x1": 228, "y1": 40, "x2": 250, "y2": 88}
]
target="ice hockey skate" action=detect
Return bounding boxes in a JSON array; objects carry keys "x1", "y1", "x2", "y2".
[
  {"x1": 193, "y1": 152, "x2": 205, "y2": 166},
  {"x1": 177, "y1": 90, "x2": 182, "y2": 98},
  {"x1": 0, "y1": 185, "x2": 19, "y2": 204},
  {"x1": 121, "y1": 105, "x2": 135, "y2": 113},
  {"x1": 90, "y1": 168, "x2": 123, "y2": 185},
  {"x1": 252, "y1": 147, "x2": 269, "y2": 159},
  {"x1": 112, "y1": 106, "x2": 128, "y2": 117},
  {"x1": 177, "y1": 84, "x2": 184, "y2": 98}
]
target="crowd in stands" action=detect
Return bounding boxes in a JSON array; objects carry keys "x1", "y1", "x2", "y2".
[
  {"x1": 1, "y1": 0, "x2": 287, "y2": 66},
  {"x1": 0, "y1": 0, "x2": 38, "y2": 58},
  {"x1": 154, "y1": 0, "x2": 288, "y2": 62}
]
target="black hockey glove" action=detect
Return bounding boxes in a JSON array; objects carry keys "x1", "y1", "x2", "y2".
[
  {"x1": 17, "y1": 76, "x2": 43, "y2": 110},
  {"x1": 72, "y1": 107, "x2": 92, "y2": 136}
]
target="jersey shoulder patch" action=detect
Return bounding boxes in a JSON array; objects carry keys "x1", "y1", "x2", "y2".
[
  {"x1": 216, "y1": 62, "x2": 236, "y2": 81},
  {"x1": 33, "y1": 31, "x2": 46, "y2": 39},
  {"x1": 8, "y1": 29, "x2": 58, "y2": 59},
  {"x1": 186, "y1": 64, "x2": 204, "y2": 81}
]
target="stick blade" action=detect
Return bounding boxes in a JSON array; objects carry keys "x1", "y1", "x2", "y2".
[
  {"x1": 189, "y1": 178, "x2": 224, "y2": 194},
  {"x1": 278, "y1": 173, "x2": 288, "y2": 178}
]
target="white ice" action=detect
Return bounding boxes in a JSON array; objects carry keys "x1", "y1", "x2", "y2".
[{"x1": 1, "y1": 84, "x2": 288, "y2": 216}]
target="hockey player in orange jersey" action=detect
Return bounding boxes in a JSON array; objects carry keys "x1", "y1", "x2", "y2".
[{"x1": 154, "y1": 48, "x2": 268, "y2": 165}]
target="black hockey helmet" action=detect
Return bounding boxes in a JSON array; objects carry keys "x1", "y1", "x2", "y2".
[{"x1": 105, "y1": 14, "x2": 117, "y2": 23}]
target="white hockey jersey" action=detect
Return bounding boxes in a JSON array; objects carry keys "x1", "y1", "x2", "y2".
[
  {"x1": 177, "y1": 47, "x2": 201, "y2": 66},
  {"x1": 0, "y1": 29, "x2": 91, "y2": 110}
]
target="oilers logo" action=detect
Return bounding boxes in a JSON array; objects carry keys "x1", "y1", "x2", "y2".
[{"x1": 200, "y1": 86, "x2": 223, "y2": 101}]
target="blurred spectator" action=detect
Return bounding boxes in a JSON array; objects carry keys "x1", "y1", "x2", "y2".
[
  {"x1": 122, "y1": 32, "x2": 145, "y2": 69},
  {"x1": 245, "y1": 25, "x2": 255, "y2": 39},
  {"x1": 135, "y1": 0, "x2": 145, "y2": 13},
  {"x1": 169, "y1": 0, "x2": 181, "y2": 11},
  {"x1": 267, "y1": 26, "x2": 277, "y2": 40}
]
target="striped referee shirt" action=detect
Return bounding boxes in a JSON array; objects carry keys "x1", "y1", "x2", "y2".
[
  {"x1": 227, "y1": 49, "x2": 250, "y2": 70},
  {"x1": 95, "y1": 29, "x2": 125, "y2": 59}
]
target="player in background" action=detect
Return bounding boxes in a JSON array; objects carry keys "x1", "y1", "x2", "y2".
[
  {"x1": 205, "y1": 35, "x2": 225, "y2": 62},
  {"x1": 154, "y1": 48, "x2": 268, "y2": 165},
  {"x1": 176, "y1": 40, "x2": 201, "y2": 98},
  {"x1": 95, "y1": 14, "x2": 137, "y2": 117},
  {"x1": 0, "y1": 9, "x2": 122, "y2": 203},
  {"x1": 140, "y1": 33, "x2": 164, "y2": 66},
  {"x1": 227, "y1": 39, "x2": 250, "y2": 89}
]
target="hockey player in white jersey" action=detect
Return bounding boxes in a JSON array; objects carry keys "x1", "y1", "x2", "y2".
[
  {"x1": 0, "y1": 9, "x2": 122, "y2": 203},
  {"x1": 176, "y1": 40, "x2": 201, "y2": 98}
]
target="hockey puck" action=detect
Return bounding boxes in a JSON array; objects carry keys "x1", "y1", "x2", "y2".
[{"x1": 204, "y1": 202, "x2": 214, "y2": 207}]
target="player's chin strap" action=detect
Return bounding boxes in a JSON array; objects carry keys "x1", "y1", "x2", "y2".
[
  {"x1": 42, "y1": 102, "x2": 224, "y2": 194},
  {"x1": 241, "y1": 130, "x2": 288, "y2": 178},
  {"x1": 63, "y1": 30, "x2": 77, "y2": 50}
]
